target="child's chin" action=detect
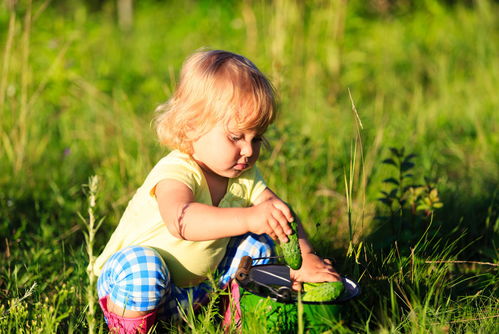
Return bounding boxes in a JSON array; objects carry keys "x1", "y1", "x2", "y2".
[{"x1": 229, "y1": 170, "x2": 244, "y2": 177}]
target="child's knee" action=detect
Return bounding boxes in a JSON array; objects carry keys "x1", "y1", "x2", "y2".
[{"x1": 98, "y1": 245, "x2": 170, "y2": 311}]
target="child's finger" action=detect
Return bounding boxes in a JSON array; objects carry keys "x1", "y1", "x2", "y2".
[
  {"x1": 271, "y1": 209, "x2": 292, "y2": 235},
  {"x1": 320, "y1": 260, "x2": 337, "y2": 273},
  {"x1": 322, "y1": 259, "x2": 335, "y2": 269},
  {"x1": 272, "y1": 201, "x2": 294, "y2": 222},
  {"x1": 313, "y1": 271, "x2": 341, "y2": 283},
  {"x1": 269, "y1": 218, "x2": 288, "y2": 243}
]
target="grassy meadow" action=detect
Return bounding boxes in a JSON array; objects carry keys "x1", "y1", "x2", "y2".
[{"x1": 0, "y1": 0, "x2": 498, "y2": 332}]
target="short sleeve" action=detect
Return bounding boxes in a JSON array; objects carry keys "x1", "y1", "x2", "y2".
[
  {"x1": 248, "y1": 166, "x2": 267, "y2": 204},
  {"x1": 146, "y1": 151, "x2": 202, "y2": 198}
]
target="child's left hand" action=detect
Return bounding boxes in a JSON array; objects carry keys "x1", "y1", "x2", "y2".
[{"x1": 289, "y1": 252, "x2": 340, "y2": 290}]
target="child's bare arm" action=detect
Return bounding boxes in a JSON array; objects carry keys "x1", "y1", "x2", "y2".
[{"x1": 155, "y1": 179, "x2": 293, "y2": 242}]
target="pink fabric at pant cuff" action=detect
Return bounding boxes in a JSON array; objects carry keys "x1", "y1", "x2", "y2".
[{"x1": 99, "y1": 296, "x2": 157, "y2": 334}]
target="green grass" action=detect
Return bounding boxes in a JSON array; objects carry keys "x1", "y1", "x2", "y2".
[{"x1": 1, "y1": 0, "x2": 497, "y2": 332}]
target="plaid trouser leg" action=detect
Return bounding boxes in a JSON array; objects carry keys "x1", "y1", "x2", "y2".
[
  {"x1": 97, "y1": 234, "x2": 275, "y2": 320},
  {"x1": 97, "y1": 246, "x2": 170, "y2": 312},
  {"x1": 216, "y1": 232, "x2": 276, "y2": 288}
]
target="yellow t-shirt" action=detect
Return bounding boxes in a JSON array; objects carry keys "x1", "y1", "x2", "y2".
[{"x1": 92, "y1": 150, "x2": 267, "y2": 287}]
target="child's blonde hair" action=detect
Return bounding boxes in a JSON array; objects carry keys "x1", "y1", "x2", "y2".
[{"x1": 155, "y1": 49, "x2": 277, "y2": 154}]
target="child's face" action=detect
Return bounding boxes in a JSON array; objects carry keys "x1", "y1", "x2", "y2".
[{"x1": 191, "y1": 120, "x2": 263, "y2": 179}]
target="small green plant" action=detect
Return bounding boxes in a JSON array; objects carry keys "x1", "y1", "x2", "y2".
[
  {"x1": 377, "y1": 147, "x2": 443, "y2": 244},
  {"x1": 0, "y1": 283, "x2": 74, "y2": 333},
  {"x1": 78, "y1": 176, "x2": 104, "y2": 334}
]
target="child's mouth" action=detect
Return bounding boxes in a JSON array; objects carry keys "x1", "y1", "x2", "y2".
[{"x1": 234, "y1": 163, "x2": 249, "y2": 171}]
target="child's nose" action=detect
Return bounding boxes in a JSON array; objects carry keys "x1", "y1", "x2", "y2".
[{"x1": 241, "y1": 142, "x2": 253, "y2": 157}]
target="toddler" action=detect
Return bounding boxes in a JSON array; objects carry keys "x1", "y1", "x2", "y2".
[{"x1": 92, "y1": 49, "x2": 340, "y2": 333}]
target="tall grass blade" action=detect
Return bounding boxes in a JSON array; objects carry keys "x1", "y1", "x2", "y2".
[
  {"x1": 79, "y1": 176, "x2": 104, "y2": 334},
  {"x1": 0, "y1": 5, "x2": 16, "y2": 115}
]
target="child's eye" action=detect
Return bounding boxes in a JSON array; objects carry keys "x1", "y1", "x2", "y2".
[{"x1": 229, "y1": 134, "x2": 242, "y2": 142}]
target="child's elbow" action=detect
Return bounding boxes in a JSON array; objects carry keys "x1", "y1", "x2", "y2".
[{"x1": 165, "y1": 221, "x2": 186, "y2": 240}]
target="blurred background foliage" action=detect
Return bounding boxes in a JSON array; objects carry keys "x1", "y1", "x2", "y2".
[
  {"x1": 0, "y1": 0, "x2": 497, "y2": 331},
  {"x1": 1, "y1": 0, "x2": 496, "y2": 251}
]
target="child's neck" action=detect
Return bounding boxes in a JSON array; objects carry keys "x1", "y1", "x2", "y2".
[{"x1": 199, "y1": 166, "x2": 229, "y2": 207}]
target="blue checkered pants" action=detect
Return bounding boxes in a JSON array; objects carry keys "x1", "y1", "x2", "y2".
[{"x1": 97, "y1": 233, "x2": 275, "y2": 320}]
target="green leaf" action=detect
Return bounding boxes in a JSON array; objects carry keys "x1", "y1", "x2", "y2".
[
  {"x1": 416, "y1": 204, "x2": 428, "y2": 211},
  {"x1": 403, "y1": 153, "x2": 417, "y2": 162},
  {"x1": 403, "y1": 185, "x2": 422, "y2": 193},
  {"x1": 378, "y1": 198, "x2": 392, "y2": 206},
  {"x1": 383, "y1": 177, "x2": 399, "y2": 185},
  {"x1": 401, "y1": 161, "x2": 415, "y2": 172},
  {"x1": 429, "y1": 188, "x2": 439, "y2": 199},
  {"x1": 382, "y1": 158, "x2": 397, "y2": 166},
  {"x1": 389, "y1": 147, "x2": 403, "y2": 157}
]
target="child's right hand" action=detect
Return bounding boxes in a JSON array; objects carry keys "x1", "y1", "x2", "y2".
[{"x1": 246, "y1": 197, "x2": 294, "y2": 243}]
